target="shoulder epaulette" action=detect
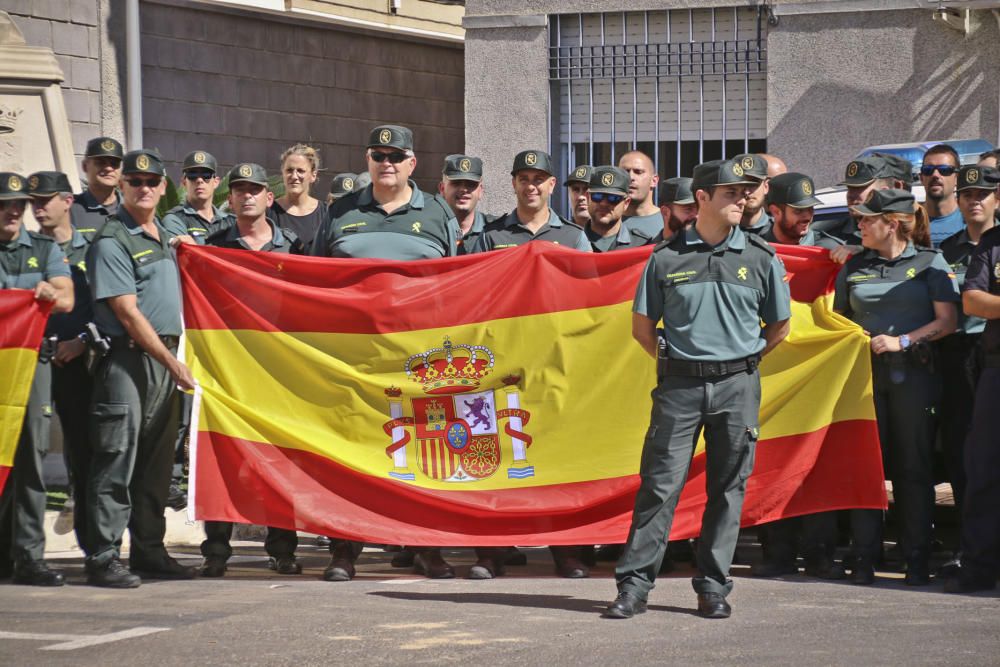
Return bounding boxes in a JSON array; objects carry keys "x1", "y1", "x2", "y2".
[
  {"x1": 746, "y1": 232, "x2": 777, "y2": 256},
  {"x1": 25, "y1": 230, "x2": 56, "y2": 244}
]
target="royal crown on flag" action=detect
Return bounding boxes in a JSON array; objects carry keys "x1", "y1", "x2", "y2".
[{"x1": 405, "y1": 336, "x2": 495, "y2": 395}]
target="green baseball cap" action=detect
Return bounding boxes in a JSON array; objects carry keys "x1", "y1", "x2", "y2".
[
  {"x1": 227, "y1": 162, "x2": 268, "y2": 186},
  {"x1": 182, "y1": 150, "x2": 218, "y2": 174},
  {"x1": 353, "y1": 171, "x2": 371, "y2": 191},
  {"x1": 588, "y1": 166, "x2": 630, "y2": 195},
  {"x1": 564, "y1": 164, "x2": 593, "y2": 187},
  {"x1": 872, "y1": 153, "x2": 913, "y2": 184},
  {"x1": 367, "y1": 125, "x2": 413, "y2": 151},
  {"x1": 732, "y1": 153, "x2": 768, "y2": 180},
  {"x1": 0, "y1": 172, "x2": 31, "y2": 201},
  {"x1": 122, "y1": 149, "x2": 165, "y2": 176},
  {"x1": 442, "y1": 154, "x2": 483, "y2": 182},
  {"x1": 851, "y1": 188, "x2": 915, "y2": 216},
  {"x1": 658, "y1": 177, "x2": 694, "y2": 205},
  {"x1": 330, "y1": 172, "x2": 358, "y2": 198},
  {"x1": 85, "y1": 136, "x2": 124, "y2": 160},
  {"x1": 26, "y1": 171, "x2": 73, "y2": 197},
  {"x1": 511, "y1": 149, "x2": 554, "y2": 176},
  {"x1": 766, "y1": 172, "x2": 822, "y2": 208},
  {"x1": 957, "y1": 165, "x2": 999, "y2": 192},
  {"x1": 839, "y1": 157, "x2": 888, "y2": 187},
  {"x1": 691, "y1": 159, "x2": 756, "y2": 193}
]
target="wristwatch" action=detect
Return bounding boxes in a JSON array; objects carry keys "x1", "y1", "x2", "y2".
[{"x1": 899, "y1": 334, "x2": 911, "y2": 350}]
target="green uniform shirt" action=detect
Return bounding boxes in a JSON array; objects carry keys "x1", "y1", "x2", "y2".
[
  {"x1": 585, "y1": 221, "x2": 654, "y2": 253},
  {"x1": 622, "y1": 212, "x2": 663, "y2": 240},
  {"x1": 71, "y1": 189, "x2": 121, "y2": 242},
  {"x1": 311, "y1": 181, "x2": 457, "y2": 260},
  {"x1": 761, "y1": 226, "x2": 843, "y2": 250},
  {"x1": 634, "y1": 224, "x2": 791, "y2": 361},
  {"x1": 0, "y1": 224, "x2": 71, "y2": 289},
  {"x1": 742, "y1": 210, "x2": 773, "y2": 237},
  {"x1": 161, "y1": 202, "x2": 235, "y2": 246},
  {"x1": 452, "y1": 209, "x2": 494, "y2": 256},
  {"x1": 49, "y1": 229, "x2": 93, "y2": 341},
  {"x1": 833, "y1": 242, "x2": 960, "y2": 336},
  {"x1": 469, "y1": 208, "x2": 591, "y2": 253},
  {"x1": 87, "y1": 207, "x2": 183, "y2": 337},
  {"x1": 941, "y1": 225, "x2": 995, "y2": 335},
  {"x1": 207, "y1": 218, "x2": 303, "y2": 255}
]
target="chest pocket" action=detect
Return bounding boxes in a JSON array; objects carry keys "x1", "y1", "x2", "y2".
[{"x1": 99, "y1": 219, "x2": 172, "y2": 271}]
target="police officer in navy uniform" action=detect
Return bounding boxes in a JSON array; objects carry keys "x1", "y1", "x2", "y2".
[
  {"x1": 470, "y1": 150, "x2": 591, "y2": 253},
  {"x1": 584, "y1": 166, "x2": 654, "y2": 252},
  {"x1": 604, "y1": 158, "x2": 791, "y2": 620},
  {"x1": 438, "y1": 154, "x2": 494, "y2": 255},
  {"x1": 27, "y1": 171, "x2": 95, "y2": 558},
  {"x1": 85, "y1": 150, "x2": 197, "y2": 587},
  {"x1": 833, "y1": 189, "x2": 959, "y2": 586},
  {"x1": 71, "y1": 137, "x2": 124, "y2": 242},
  {"x1": 162, "y1": 150, "x2": 234, "y2": 245},
  {"x1": 565, "y1": 164, "x2": 593, "y2": 229},
  {"x1": 946, "y1": 168, "x2": 1000, "y2": 593},
  {"x1": 0, "y1": 172, "x2": 74, "y2": 586}
]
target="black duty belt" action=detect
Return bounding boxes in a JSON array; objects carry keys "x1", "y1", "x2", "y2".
[
  {"x1": 109, "y1": 335, "x2": 180, "y2": 350},
  {"x1": 662, "y1": 354, "x2": 760, "y2": 378}
]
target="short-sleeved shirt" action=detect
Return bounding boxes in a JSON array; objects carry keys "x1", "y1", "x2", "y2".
[
  {"x1": 585, "y1": 221, "x2": 655, "y2": 253},
  {"x1": 87, "y1": 208, "x2": 183, "y2": 337},
  {"x1": 961, "y1": 226, "x2": 1000, "y2": 353},
  {"x1": 312, "y1": 181, "x2": 456, "y2": 260},
  {"x1": 0, "y1": 224, "x2": 71, "y2": 290},
  {"x1": 930, "y1": 208, "x2": 964, "y2": 247},
  {"x1": 741, "y1": 210, "x2": 773, "y2": 237},
  {"x1": 469, "y1": 208, "x2": 591, "y2": 253},
  {"x1": 833, "y1": 242, "x2": 960, "y2": 336},
  {"x1": 451, "y1": 209, "x2": 495, "y2": 256},
  {"x1": 269, "y1": 200, "x2": 328, "y2": 252},
  {"x1": 48, "y1": 229, "x2": 93, "y2": 341},
  {"x1": 633, "y1": 224, "x2": 791, "y2": 361},
  {"x1": 761, "y1": 226, "x2": 842, "y2": 251},
  {"x1": 70, "y1": 189, "x2": 121, "y2": 242},
  {"x1": 162, "y1": 202, "x2": 235, "y2": 246},
  {"x1": 207, "y1": 218, "x2": 303, "y2": 255},
  {"x1": 941, "y1": 224, "x2": 995, "y2": 335},
  {"x1": 622, "y1": 212, "x2": 663, "y2": 240}
]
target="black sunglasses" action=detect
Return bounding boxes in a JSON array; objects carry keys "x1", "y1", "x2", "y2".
[
  {"x1": 124, "y1": 176, "x2": 162, "y2": 188},
  {"x1": 184, "y1": 170, "x2": 215, "y2": 181},
  {"x1": 590, "y1": 192, "x2": 625, "y2": 204},
  {"x1": 920, "y1": 164, "x2": 957, "y2": 177},
  {"x1": 369, "y1": 151, "x2": 409, "y2": 164}
]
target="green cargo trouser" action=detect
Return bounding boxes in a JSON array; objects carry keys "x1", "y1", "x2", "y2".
[
  {"x1": 85, "y1": 343, "x2": 179, "y2": 570},
  {"x1": 616, "y1": 369, "x2": 760, "y2": 599},
  {"x1": 0, "y1": 359, "x2": 53, "y2": 566}
]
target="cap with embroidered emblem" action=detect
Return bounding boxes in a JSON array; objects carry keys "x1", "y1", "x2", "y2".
[
  {"x1": 0, "y1": 172, "x2": 31, "y2": 201},
  {"x1": 442, "y1": 154, "x2": 483, "y2": 182},
  {"x1": 122, "y1": 149, "x2": 165, "y2": 176},
  {"x1": 564, "y1": 164, "x2": 593, "y2": 187},
  {"x1": 732, "y1": 154, "x2": 768, "y2": 181},
  {"x1": 330, "y1": 172, "x2": 358, "y2": 198},
  {"x1": 839, "y1": 156, "x2": 888, "y2": 187},
  {"x1": 367, "y1": 125, "x2": 413, "y2": 151},
  {"x1": 182, "y1": 150, "x2": 218, "y2": 174},
  {"x1": 227, "y1": 162, "x2": 268, "y2": 186},
  {"x1": 26, "y1": 171, "x2": 73, "y2": 197},
  {"x1": 85, "y1": 136, "x2": 124, "y2": 160},
  {"x1": 691, "y1": 159, "x2": 756, "y2": 193},
  {"x1": 658, "y1": 177, "x2": 695, "y2": 205},
  {"x1": 851, "y1": 188, "x2": 915, "y2": 216},
  {"x1": 957, "y1": 165, "x2": 998, "y2": 191},
  {"x1": 588, "y1": 166, "x2": 629, "y2": 195},
  {"x1": 511, "y1": 149, "x2": 554, "y2": 176},
  {"x1": 766, "y1": 172, "x2": 823, "y2": 208}
]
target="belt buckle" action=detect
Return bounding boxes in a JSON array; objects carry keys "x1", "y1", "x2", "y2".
[{"x1": 703, "y1": 362, "x2": 719, "y2": 377}]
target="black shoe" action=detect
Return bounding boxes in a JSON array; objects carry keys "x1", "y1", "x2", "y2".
[
  {"x1": 323, "y1": 556, "x2": 355, "y2": 582},
  {"x1": 200, "y1": 557, "x2": 228, "y2": 578},
  {"x1": 750, "y1": 559, "x2": 798, "y2": 578},
  {"x1": 87, "y1": 558, "x2": 141, "y2": 588},
  {"x1": 850, "y1": 560, "x2": 875, "y2": 586},
  {"x1": 696, "y1": 593, "x2": 732, "y2": 619},
  {"x1": 414, "y1": 550, "x2": 455, "y2": 579},
  {"x1": 391, "y1": 548, "x2": 415, "y2": 568},
  {"x1": 603, "y1": 591, "x2": 647, "y2": 619},
  {"x1": 268, "y1": 555, "x2": 302, "y2": 575},
  {"x1": 131, "y1": 555, "x2": 196, "y2": 580},
  {"x1": 943, "y1": 574, "x2": 997, "y2": 594},
  {"x1": 467, "y1": 557, "x2": 504, "y2": 580},
  {"x1": 504, "y1": 547, "x2": 528, "y2": 566},
  {"x1": 12, "y1": 560, "x2": 65, "y2": 587},
  {"x1": 804, "y1": 557, "x2": 846, "y2": 581},
  {"x1": 594, "y1": 544, "x2": 624, "y2": 562},
  {"x1": 936, "y1": 554, "x2": 961, "y2": 579},
  {"x1": 165, "y1": 483, "x2": 187, "y2": 511},
  {"x1": 554, "y1": 556, "x2": 589, "y2": 579},
  {"x1": 904, "y1": 561, "x2": 930, "y2": 586}
]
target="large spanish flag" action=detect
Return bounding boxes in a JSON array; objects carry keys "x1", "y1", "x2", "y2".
[
  {"x1": 0, "y1": 289, "x2": 51, "y2": 494},
  {"x1": 179, "y1": 242, "x2": 885, "y2": 546}
]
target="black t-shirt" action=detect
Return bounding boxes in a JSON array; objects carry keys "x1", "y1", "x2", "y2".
[{"x1": 269, "y1": 200, "x2": 328, "y2": 252}]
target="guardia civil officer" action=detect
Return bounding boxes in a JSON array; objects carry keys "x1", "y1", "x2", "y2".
[
  {"x1": 946, "y1": 168, "x2": 1000, "y2": 593},
  {"x1": 271, "y1": 144, "x2": 327, "y2": 253},
  {"x1": 27, "y1": 171, "x2": 95, "y2": 557},
  {"x1": 312, "y1": 125, "x2": 457, "y2": 260},
  {"x1": 657, "y1": 177, "x2": 697, "y2": 241},
  {"x1": 85, "y1": 150, "x2": 196, "y2": 588},
  {"x1": 564, "y1": 164, "x2": 593, "y2": 228},
  {"x1": 937, "y1": 166, "x2": 998, "y2": 547},
  {"x1": 161, "y1": 151, "x2": 234, "y2": 245},
  {"x1": 438, "y1": 154, "x2": 494, "y2": 254},
  {"x1": 619, "y1": 151, "x2": 662, "y2": 241},
  {"x1": 311, "y1": 125, "x2": 457, "y2": 582},
  {"x1": 0, "y1": 173, "x2": 74, "y2": 586},
  {"x1": 604, "y1": 158, "x2": 791, "y2": 620},
  {"x1": 737, "y1": 153, "x2": 773, "y2": 236},
  {"x1": 470, "y1": 150, "x2": 590, "y2": 253},
  {"x1": 584, "y1": 166, "x2": 654, "y2": 252},
  {"x1": 761, "y1": 173, "x2": 841, "y2": 250},
  {"x1": 833, "y1": 189, "x2": 959, "y2": 586},
  {"x1": 71, "y1": 137, "x2": 124, "y2": 241},
  {"x1": 327, "y1": 172, "x2": 358, "y2": 205}
]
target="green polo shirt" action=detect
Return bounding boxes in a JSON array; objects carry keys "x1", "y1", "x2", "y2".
[
  {"x1": 48, "y1": 229, "x2": 93, "y2": 341},
  {"x1": 761, "y1": 226, "x2": 842, "y2": 250},
  {"x1": 622, "y1": 212, "x2": 664, "y2": 240},
  {"x1": 585, "y1": 221, "x2": 654, "y2": 253},
  {"x1": 634, "y1": 224, "x2": 791, "y2": 361},
  {"x1": 741, "y1": 210, "x2": 773, "y2": 237},
  {"x1": 207, "y1": 218, "x2": 303, "y2": 255},
  {"x1": 941, "y1": 224, "x2": 995, "y2": 335},
  {"x1": 311, "y1": 181, "x2": 457, "y2": 260},
  {"x1": 70, "y1": 189, "x2": 121, "y2": 242},
  {"x1": 451, "y1": 209, "x2": 496, "y2": 256},
  {"x1": 162, "y1": 202, "x2": 235, "y2": 245},
  {"x1": 469, "y1": 208, "x2": 591, "y2": 253},
  {"x1": 87, "y1": 207, "x2": 183, "y2": 337},
  {"x1": 833, "y1": 242, "x2": 960, "y2": 336},
  {"x1": 0, "y1": 224, "x2": 70, "y2": 290}
]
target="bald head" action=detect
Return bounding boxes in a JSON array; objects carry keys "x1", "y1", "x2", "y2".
[
  {"x1": 759, "y1": 153, "x2": 787, "y2": 178},
  {"x1": 619, "y1": 151, "x2": 660, "y2": 215}
]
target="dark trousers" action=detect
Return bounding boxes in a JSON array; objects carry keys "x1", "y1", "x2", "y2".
[
  {"x1": 936, "y1": 334, "x2": 980, "y2": 518},
  {"x1": 52, "y1": 356, "x2": 94, "y2": 553},
  {"x1": 201, "y1": 522, "x2": 302, "y2": 560},
  {"x1": 173, "y1": 391, "x2": 193, "y2": 482},
  {"x1": 959, "y1": 367, "x2": 1000, "y2": 579},
  {"x1": 0, "y1": 360, "x2": 52, "y2": 566},
  {"x1": 616, "y1": 370, "x2": 760, "y2": 600},
  {"x1": 85, "y1": 345, "x2": 180, "y2": 569},
  {"x1": 759, "y1": 512, "x2": 838, "y2": 565}
]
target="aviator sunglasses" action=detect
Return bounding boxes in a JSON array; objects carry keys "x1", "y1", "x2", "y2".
[
  {"x1": 124, "y1": 176, "x2": 163, "y2": 188},
  {"x1": 369, "y1": 151, "x2": 409, "y2": 164},
  {"x1": 590, "y1": 192, "x2": 625, "y2": 204}
]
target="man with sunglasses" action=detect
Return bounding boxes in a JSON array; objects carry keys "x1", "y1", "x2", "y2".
[
  {"x1": 312, "y1": 125, "x2": 456, "y2": 260},
  {"x1": 470, "y1": 150, "x2": 591, "y2": 253},
  {"x1": 0, "y1": 172, "x2": 74, "y2": 587},
  {"x1": 85, "y1": 150, "x2": 196, "y2": 588},
  {"x1": 438, "y1": 154, "x2": 494, "y2": 255},
  {"x1": 162, "y1": 151, "x2": 234, "y2": 245},
  {"x1": 71, "y1": 137, "x2": 125, "y2": 242},
  {"x1": 605, "y1": 158, "x2": 790, "y2": 620},
  {"x1": 920, "y1": 144, "x2": 964, "y2": 247},
  {"x1": 585, "y1": 166, "x2": 653, "y2": 252}
]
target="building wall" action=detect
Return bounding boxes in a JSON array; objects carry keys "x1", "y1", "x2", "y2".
[{"x1": 140, "y1": 1, "x2": 465, "y2": 193}]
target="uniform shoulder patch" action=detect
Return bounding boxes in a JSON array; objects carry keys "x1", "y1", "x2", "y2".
[{"x1": 746, "y1": 232, "x2": 777, "y2": 256}]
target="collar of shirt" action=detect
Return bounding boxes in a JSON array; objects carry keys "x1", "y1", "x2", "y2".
[
  {"x1": 80, "y1": 189, "x2": 120, "y2": 212},
  {"x1": 181, "y1": 202, "x2": 228, "y2": 222},
  {"x1": 506, "y1": 208, "x2": 560, "y2": 230},
  {"x1": 222, "y1": 218, "x2": 285, "y2": 247},
  {"x1": 69, "y1": 228, "x2": 88, "y2": 249},
  {"x1": 585, "y1": 220, "x2": 631, "y2": 245},
  {"x1": 861, "y1": 240, "x2": 917, "y2": 262},
  {"x1": 684, "y1": 223, "x2": 746, "y2": 250},
  {"x1": 1, "y1": 224, "x2": 35, "y2": 250},
  {"x1": 356, "y1": 180, "x2": 425, "y2": 210},
  {"x1": 745, "y1": 209, "x2": 772, "y2": 231},
  {"x1": 469, "y1": 210, "x2": 489, "y2": 234}
]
